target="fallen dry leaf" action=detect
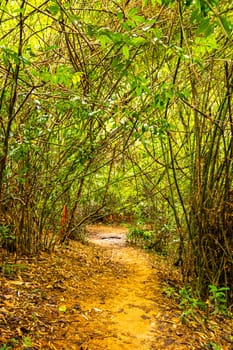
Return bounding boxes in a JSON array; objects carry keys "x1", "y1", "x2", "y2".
[{"x1": 0, "y1": 225, "x2": 232, "y2": 350}]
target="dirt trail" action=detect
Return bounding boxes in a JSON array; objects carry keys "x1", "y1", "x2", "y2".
[
  {"x1": 3, "y1": 225, "x2": 230, "y2": 349},
  {"x1": 63, "y1": 225, "x2": 197, "y2": 350},
  {"x1": 86, "y1": 225, "x2": 160, "y2": 349}
]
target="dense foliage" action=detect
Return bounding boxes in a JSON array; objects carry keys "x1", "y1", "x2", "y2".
[{"x1": 0, "y1": 0, "x2": 232, "y2": 303}]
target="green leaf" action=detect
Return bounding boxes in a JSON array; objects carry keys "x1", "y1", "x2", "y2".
[
  {"x1": 197, "y1": 18, "x2": 214, "y2": 37},
  {"x1": 130, "y1": 36, "x2": 146, "y2": 46},
  {"x1": 122, "y1": 45, "x2": 130, "y2": 60},
  {"x1": 44, "y1": 45, "x2": 59, "y2": 52},
  {"x1": 72, "y1": 72, "x2": 83, "y2": 86},
  {"x1": 20, "y1": 55, "x2": 31, "y2": 65},
  {"x1": 59, "y1": 305, "x2": 67, "y2": 312},
  {"x1": 219, "y1": 16, "x2": 232, "y2": 37},
  {"x1": 23, "y1": 337, "x2": 32, "y2": 347},
  {"x1": 128, "y1": 7, "x2": 139, "y2": 17},
  {"x1": 190, "y1": 9, "x2": 201, "y2": 24},
  {"x1": 47, "y1": 1, "x2": 60, "y2": 16},
  {"x1": 0, "y1": 46, "x2": 20, "y2": 65},
  {"x1": 98, "y1": 34, "x2": 111, "y2": 48}
]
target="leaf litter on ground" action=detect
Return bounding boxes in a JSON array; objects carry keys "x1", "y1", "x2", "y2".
[{"x1": 0, "y1": 225, "x2": 232, "y2": 349}]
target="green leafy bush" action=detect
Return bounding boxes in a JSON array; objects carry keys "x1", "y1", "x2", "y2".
[
  {"x1": 126, "y1": 224, "x2": 170, "y2": 254},
  {"x1": 179, "y1": 286, "x2": 206, "y2": 323},
  {"x1": 126, "y1": 227, "x2": 154, "y2": 247},
  {"x1": 178, "y1": 284, "x2": 231, "y2": 325},
  {"x1": 208, "y1": 285, "x2": 229, "y2": 316}
]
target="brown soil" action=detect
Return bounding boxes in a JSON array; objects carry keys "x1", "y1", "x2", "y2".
[{"x1": 1, "y1": 225, "x2": 232, "y2": 349}]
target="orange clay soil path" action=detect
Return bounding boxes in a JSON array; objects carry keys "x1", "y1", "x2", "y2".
[
  {"x1": 52, "y1": 225, "x2": 200, "y2": 350},
  {"x1": 2, "y1": 224, "x2": 231, "y2": 349}
]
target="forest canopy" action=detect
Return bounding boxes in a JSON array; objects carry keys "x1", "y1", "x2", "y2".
[{"x1": 0, "y1": 0, "x2": 232, "y2": 303}]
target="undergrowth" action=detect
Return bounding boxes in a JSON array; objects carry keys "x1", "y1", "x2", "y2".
[
  {"x1": 163, "y1": 284, "x2": 231, "y2": 324},
  {"x1": 162, "y1": 284, "x2": 232, "y2": 349},
  {"x1": 127, "y1": 225, "x2": 232, "y2": 321},
  {"x1": 126, "y1": 224, "x2": 170, "y2": 254},
  {"x1": 0, "y1": 336, "x2": 33, "y2": 350},
  {"x1": 0, "y1": 262, "x2": 28, "y2": 276},
  {"x1": 127, "y1": 224, "x2": 232, "y2": 344}
]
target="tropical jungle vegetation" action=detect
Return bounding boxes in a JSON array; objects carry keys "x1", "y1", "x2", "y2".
[{"x1": 0, "y1": 0, "x2": 232, "y2": 309}]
